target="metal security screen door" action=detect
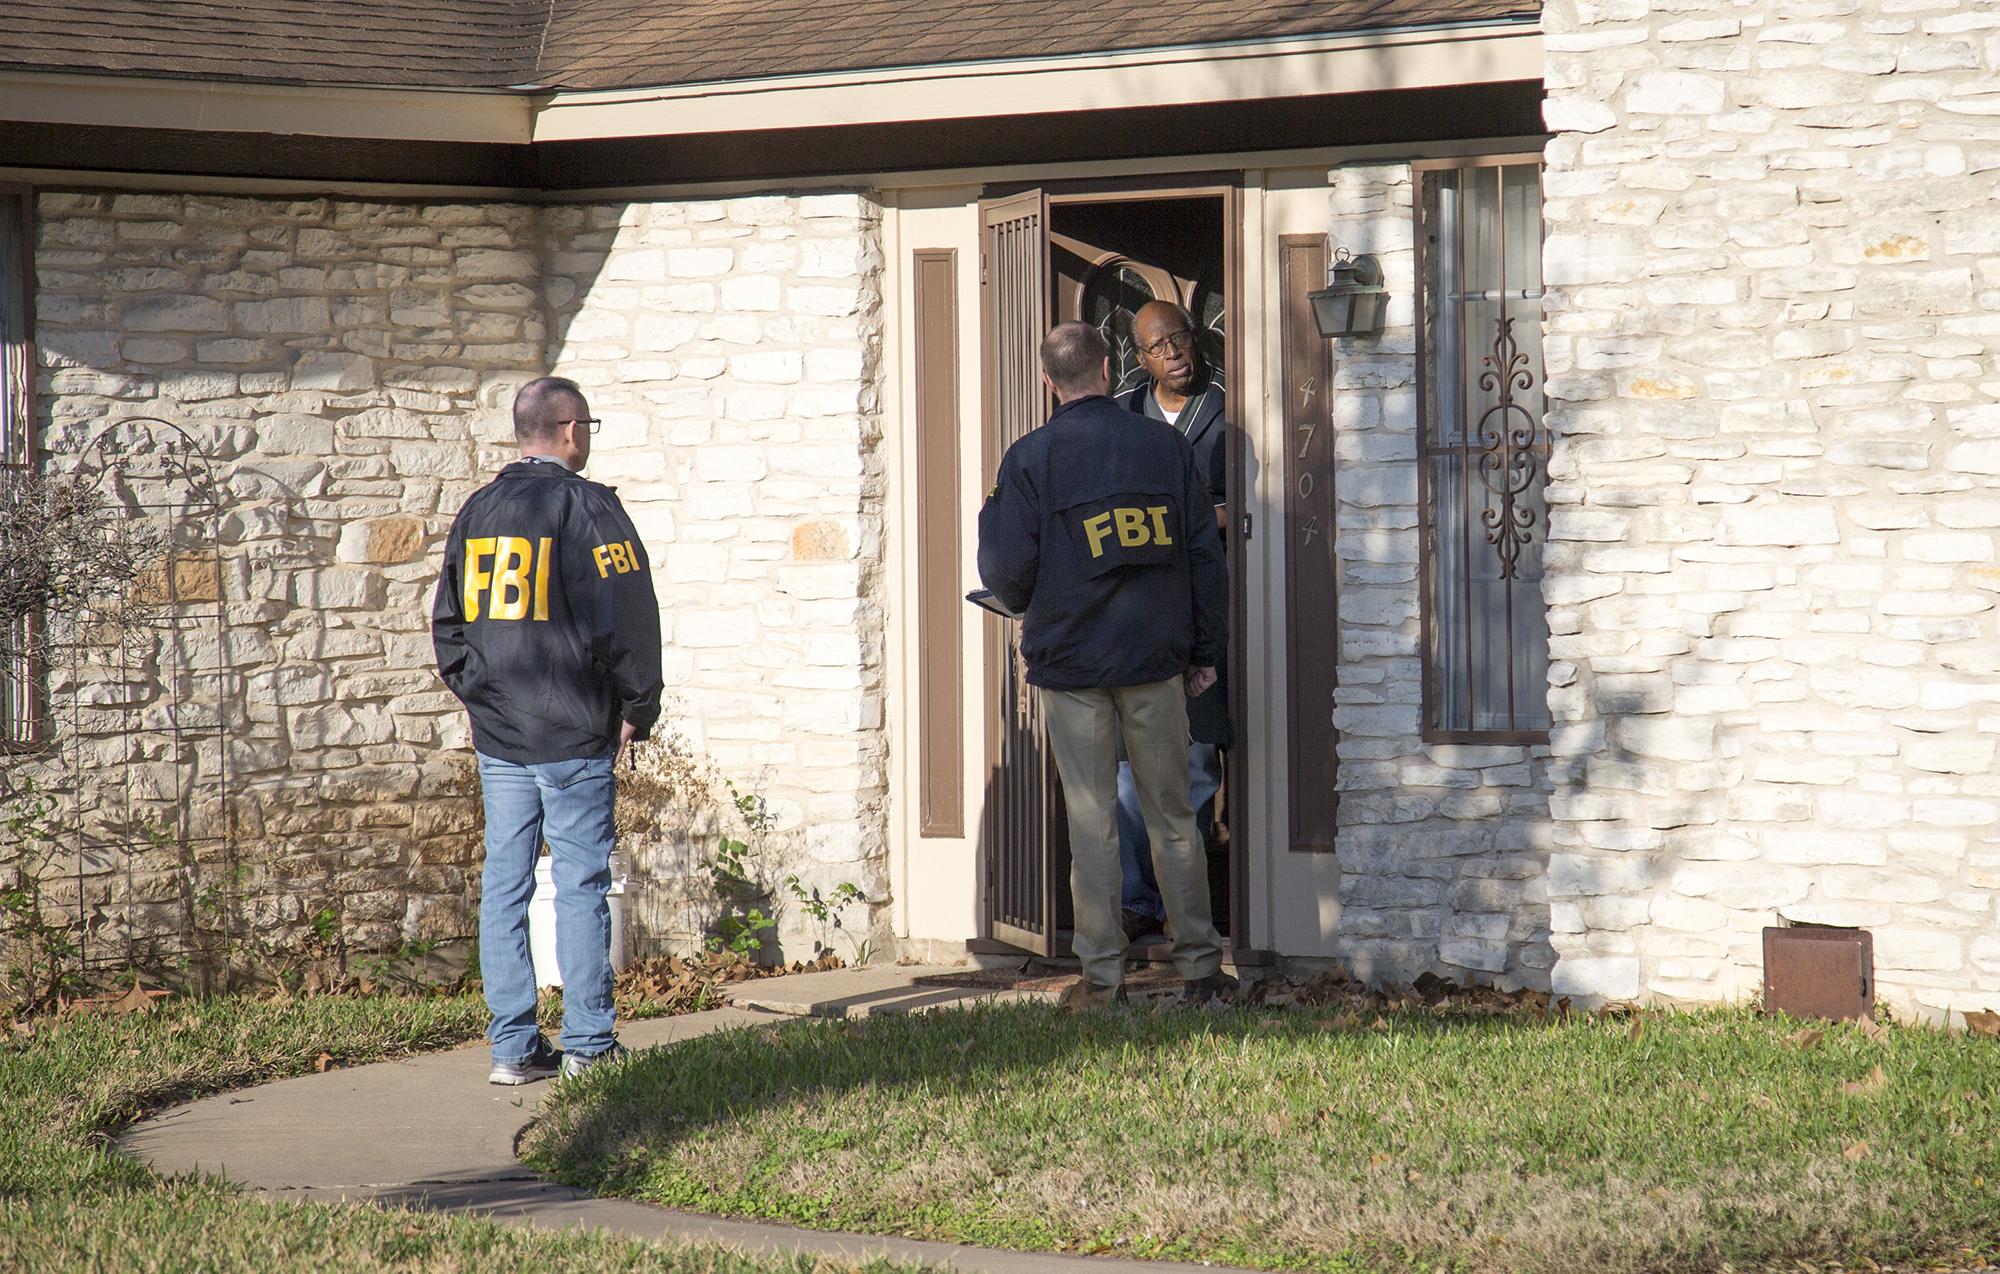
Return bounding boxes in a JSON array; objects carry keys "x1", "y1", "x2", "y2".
[
  {"x1": 980, "y1": 188, "x2": 1063, "y2": 955},
  {"x1": 1416, "y1": 157, "x2": 1550, "y2": 743}
]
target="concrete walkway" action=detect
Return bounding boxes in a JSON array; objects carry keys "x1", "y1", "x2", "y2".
[{"x1": 121, "y1": 963, "x2": 1257, "y2": 1274}]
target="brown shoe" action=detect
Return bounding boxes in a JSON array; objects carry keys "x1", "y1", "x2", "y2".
[
  {"x1": 1183, "y1": 970, "x2": 1240, "y2": 1006},
  {"x1": 1058, "y1": 978, "x2": 1127, "y2": 1012},
  {"x1": 1119, "y1": 908, "x2": 1154, "y2": 943}
]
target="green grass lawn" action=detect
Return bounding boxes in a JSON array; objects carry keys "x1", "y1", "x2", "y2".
[
  {"x1": 525, "y1": 999, "x2": 2000, "y2": 1274},
  {"x1": 0, "y1": 990, "x2": 927, "y2": 1272}
]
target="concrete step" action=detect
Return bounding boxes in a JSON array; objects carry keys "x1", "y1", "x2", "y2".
[{"x1": 721, "y1": 963, "x2": 1054, "y2": 1018}]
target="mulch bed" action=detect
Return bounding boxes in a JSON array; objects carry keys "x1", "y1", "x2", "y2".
[
  {"x1": 615, "y1": 949, "x2": 844, "y2": 1017},
  {"x1": 915, "y1": 962, "x2": 1576, "y2": 1016}
]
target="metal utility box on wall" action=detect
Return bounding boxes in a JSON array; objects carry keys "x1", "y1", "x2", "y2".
[{"x1": 1763, "y1": 925, "x2": 1874, "y2": 1022}]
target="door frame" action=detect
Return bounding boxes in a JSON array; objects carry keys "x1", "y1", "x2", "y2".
[{"x1": 978, "y1": 173, "x2": 1251, "y2": 949}]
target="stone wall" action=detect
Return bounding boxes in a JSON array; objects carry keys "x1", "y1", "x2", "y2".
[
  {"x1": 1541, "y1": 0, "x2": 2000, "y2": 1019},
  {"x1": 1326, "y1": 163, "x2": 1558, "y2": 989},
  {"x1": 541, "y1": 193, "x2": 889, "y2": 960},
  {"x1": 23, "y1": 190, "x2": 538, "y2": 967},
  {"x1": 17, "y1": 186, "x2": 892, "y2": 974}
]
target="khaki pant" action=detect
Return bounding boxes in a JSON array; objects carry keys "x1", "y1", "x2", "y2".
[{"x1": 1040, "y1": 677, "x2": 1225, "y2": 987}]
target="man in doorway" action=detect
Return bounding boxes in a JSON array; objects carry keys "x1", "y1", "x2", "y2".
[
  {"x1": 433, "y1": 376, "x2": 663, "y2": 1084},
  {"x1": 977, "y1": 321, "x2": 1236, "y2": 1007},
  {"x1": 1114, "y1": 300, "x2": 1230, "y2": 943}
]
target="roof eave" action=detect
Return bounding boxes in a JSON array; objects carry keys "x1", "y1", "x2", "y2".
[{"x1": 531, "y1": 17, "x2": 1545, "y2": 144}]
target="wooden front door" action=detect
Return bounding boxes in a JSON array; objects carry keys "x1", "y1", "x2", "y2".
[{"x1": 979, "y1": 188, "x2": 1065, "y2": 955}]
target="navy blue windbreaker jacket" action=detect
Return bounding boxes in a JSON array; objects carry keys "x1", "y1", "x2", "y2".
[
  {"x1": 976, "y1": 394, "x2": 1226, "y2": 691},
  {"x1": 432, "y1": 461, "x2": 663, "y2": 764}
]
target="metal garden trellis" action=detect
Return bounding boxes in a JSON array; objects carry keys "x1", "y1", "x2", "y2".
[{"x1": 52, "y1": 415, "x2": 237, "y2": 985}]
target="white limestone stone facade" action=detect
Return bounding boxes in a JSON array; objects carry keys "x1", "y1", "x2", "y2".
[
  {"x1": 1540, "y1": 0, "x2": 2000, "y2": 1020},
  {"x1": 1325, "y1": 163, "x2": 1559, "y2": 990},
  {"x1": 541, "y1": 195, "x2": 889, "y2": 957},
  {"x1": 18, "y1": 188, "x2": 889, "y2": 969}
]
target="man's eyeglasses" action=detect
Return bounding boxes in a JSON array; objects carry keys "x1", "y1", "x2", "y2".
[
  {"x1": 1139, "y1": 330, "x2": 1196, "y2": 359},
  {"x1": 558, "y1": 417, "x2": 603, "y2": 434}
]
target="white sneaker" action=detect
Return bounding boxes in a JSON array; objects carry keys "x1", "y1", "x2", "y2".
[{"x1": 558, "y1": 1040, "x2": 629, "y2": 1080}]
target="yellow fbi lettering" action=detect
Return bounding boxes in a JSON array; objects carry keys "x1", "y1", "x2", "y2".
[
  {"x1": 1081, "y1": 506, "x2": 1174, "y2": 559},
  {"x1": 462, "y1": 536, "x2": 552, "y2": 622},
  {"x1": 592, "y1": 540, "x2": 640, "y2": 578}
]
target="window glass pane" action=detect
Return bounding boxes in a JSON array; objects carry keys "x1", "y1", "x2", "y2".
[
  {"x1": 0, "y1": 193, "x2": 17, "y2": 469},
  {"x1": 1426, "y1": 171, "x2": 1464, "y2": 447},
  {"x1": 1429, "y1": 454, "x2": 1468, "y2": 724},
  {"x1": 1, "y1": 191, "x2": 32, "y2": 744},
  {"x1": 1421, "y1": 161, "x2": 1549, "y2": 736}
]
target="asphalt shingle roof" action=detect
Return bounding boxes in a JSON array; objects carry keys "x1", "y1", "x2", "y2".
[
  {"x1": 537, "y1": 0, "x2": 1536, "y2": 91},
  {"x1": 0, "y1": 0, "x2": 1535, "y2": 93}
]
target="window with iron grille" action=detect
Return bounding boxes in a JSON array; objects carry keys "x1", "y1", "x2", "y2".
[
  {"x1": 1, "y1": 187, "x2": 36, "y2": 748},
  {"x1": 1415, "y1": 158, "x2": 1550, "y2": 741}
]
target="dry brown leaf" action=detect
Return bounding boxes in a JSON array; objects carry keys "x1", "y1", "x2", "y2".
[
  {"x1": 110, "y1": 978, "x2": 163, "y2": 1016},
  {"x1": 1369, "y1": 1016, "x2": 1390, "y2": 1033},
  {"x1": 1369, "y1": 1152, "x2": 1392, "y2": 1169},
  {"x1": 1842, "y1": 1065, "x2": 1888, "y2": 1097},
  {"x1": 1842, "y1": 1139, "x2": 1870, "y2": 1162},
  {"x1": 313, "y1": 1051, "x2": 336, "y2": 1073},
  {"x1": 1785, "y1": 1027, "x2": 1825, "y2": 1050},
  {"x1": 1965, "y1": 1009, "x2": 2000, "y2": 1039},
  {"x1": 1628, "y1": 1018, "x2": 1646, "y2": 1043},
  {"x1": 1856, "y1": 1016, "x2": 1889, "y2": 1043}
]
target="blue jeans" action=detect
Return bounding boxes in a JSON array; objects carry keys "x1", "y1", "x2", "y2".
[
  {"x1": 1116, "y1": 743, "x2": 1221, "y2": 921},
  {"x1": 476, "y1": 749, "x2": 618, "y2": 1063}
]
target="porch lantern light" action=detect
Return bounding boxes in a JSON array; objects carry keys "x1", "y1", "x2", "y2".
[{"x1": 1309, "y1": 248, "x2": 1387, "y2": 338}]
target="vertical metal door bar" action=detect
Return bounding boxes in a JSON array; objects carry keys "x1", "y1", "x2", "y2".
[{"x1": 1496, "y1": 163, "x2": 1517, "y2": 731}]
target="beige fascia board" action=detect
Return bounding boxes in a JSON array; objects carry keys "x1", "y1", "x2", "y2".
[
  {"x1": 531, "y1": 21, "x2": 1541, "y2": 143},
  {"x1": 0, "y1": 69, "x2": 530, "y2": 144}
]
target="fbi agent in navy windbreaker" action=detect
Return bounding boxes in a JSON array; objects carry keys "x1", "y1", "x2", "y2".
[
  {"x1": 977, "y1": 323, "x2": 1233, "y2": 1006},
  {"x1": 432, "y1": 377, "x2": 663, "y2": 1086}
]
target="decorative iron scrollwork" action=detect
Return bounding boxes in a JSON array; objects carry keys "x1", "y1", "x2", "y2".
[{"x1": 1474, "y1": 317, "x2": 1542, "y2": 580}]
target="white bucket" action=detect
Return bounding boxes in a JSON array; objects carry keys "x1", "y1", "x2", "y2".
[{"x1": 526, "y1": 853, "x2": 630, "y2": 989}]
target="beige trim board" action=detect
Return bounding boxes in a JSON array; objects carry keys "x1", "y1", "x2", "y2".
[
  {"x1": 0, "y1": 69, "x2": 530, "y2": 144},
  {"x1": 530, "y1": 23, "x2": 1541, "y2": 142}
]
